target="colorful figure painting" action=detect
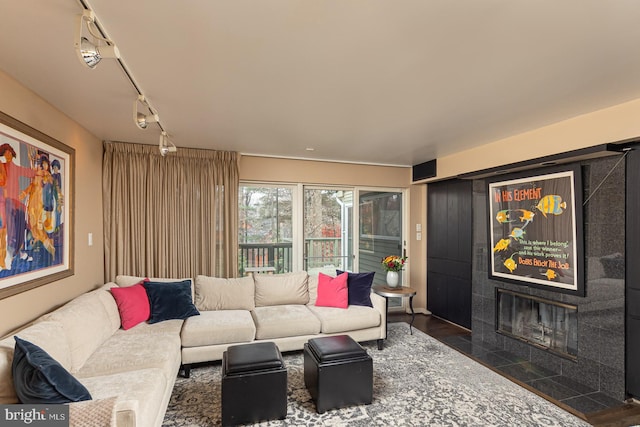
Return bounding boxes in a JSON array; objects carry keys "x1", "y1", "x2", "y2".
[
  {"x1": 0, "y1": 113, "x2": 73, "y2": 298},
  {"x1": 487, "y1": 166, "x2": 584, "y2": 296}
]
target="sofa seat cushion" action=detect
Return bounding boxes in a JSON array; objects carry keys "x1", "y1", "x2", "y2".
[
  {"x1": 307, "y1": 305, "x2": 381, "y2": 334},
  {"x1": 79, "y1": 368, "x2": 167, "y2": 427},
  {"x1": 251, "y1": 305, "x2": 321, "y2": 340},
  {"x1": 119, "y1": 319, "x2": 184, "y2": 336},
  {"x1": 181, "y1": 310, "x2": 256, "y2": 347},
  {"x1": 75, "y1": 332, "x2": 181, "y2": 381}
]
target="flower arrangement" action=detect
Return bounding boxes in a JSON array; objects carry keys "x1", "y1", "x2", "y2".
[{"x1": 381, "y1": 255, "x2": 408, "y2": 272}]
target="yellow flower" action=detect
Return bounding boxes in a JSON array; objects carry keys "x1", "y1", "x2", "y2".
[{"x1": 381, "y1": 255, "x2": 408, "y2": 272}]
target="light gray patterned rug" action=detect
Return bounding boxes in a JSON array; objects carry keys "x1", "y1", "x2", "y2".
[{"x1": 163, "y1": 323, "x2": 590, "y2": 426}]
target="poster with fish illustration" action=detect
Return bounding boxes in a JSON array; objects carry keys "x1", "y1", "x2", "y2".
[{"x1": 487, "y1": 166, "x2": 584, "y2": 296}]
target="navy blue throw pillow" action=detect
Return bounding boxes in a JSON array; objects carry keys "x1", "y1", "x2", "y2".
[
  {"x1": 12, "y1": 336, "x2": 91, "y2": 404},
  {"x1": 336, "y1": 270, "x2": 375, "y2": 307},
  {"x1": 144, "y1": 280, "x2": 200, "y2": 324}
]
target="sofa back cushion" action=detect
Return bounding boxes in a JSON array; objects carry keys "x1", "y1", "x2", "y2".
[
  {"x1": 42, "y1": 288, "x2": 120, "y2": 373},
  {"x1": 195, "y1": 275, "x2": 255, "y2": 310},
  {"x1": 306, "y1": 272, "x2": 322, "y2": 306},
  {"x1": 254, "y1": 272, "x2": 309, "y2": 307}
]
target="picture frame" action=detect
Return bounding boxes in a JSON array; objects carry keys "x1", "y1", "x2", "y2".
[
  {"x1": 486, "y1": 164, "x2": 584, "y2": 296},
  {"x1": 0, "y1": 111, "x2": 74, "y2": 299}
]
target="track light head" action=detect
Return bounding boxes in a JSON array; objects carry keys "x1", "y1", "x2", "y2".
[
  {"x1": 135, "y1": 112, "x2": 160, "y2": 129},
  {"x1": 134, "y1": 95, "x2": 159, "y2": 129},
  {"x1": 159, "y1": 131, "x2": 177, "y2": 156},
  {"x1": 75, "y1": 9, "x2": 120, "y2": 69}
]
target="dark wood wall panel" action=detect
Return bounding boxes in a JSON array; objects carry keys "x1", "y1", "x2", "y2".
[
  {"x1": 427, "y1": 179, "x2": 473, "y2": 329},
  {"x1": 626, "y1": 146, "x2": 640, "y2": 397}
]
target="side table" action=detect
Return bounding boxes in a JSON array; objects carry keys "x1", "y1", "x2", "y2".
[{"x1": 372, "y1": 285, "x2": 417, "y2": 336}]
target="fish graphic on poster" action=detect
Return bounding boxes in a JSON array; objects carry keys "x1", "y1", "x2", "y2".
[
  {"x1": 542, "y1": 269, "x2": 557, "y2": 280},
  {"x1": 516, "y1": 209, "x2": 535, "y2": 226},
  {"x1": 495, "y1": 210, "x2": 514, "y2": 224},
  {"x1": 509, "y1": 227, "x2": 526, "y2": 241},
  {"x1": 493, "y1": 238, "x2": 510, "y2": 253},
  {"x1": 503, "y1": 253, "x2": 518, "y2": 273},
  {"x1": 535, "y1": 195, "x2": 567, "y2": 217}
]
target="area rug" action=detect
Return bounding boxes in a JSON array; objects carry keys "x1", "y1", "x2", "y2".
[{"x1": 163, "y1": 323, "x2": 590, "y2": 426}]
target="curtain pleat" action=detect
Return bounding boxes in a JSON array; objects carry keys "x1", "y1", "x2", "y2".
[{"x1": 102, "y1": 142, "x2": 239, "y2": 281}]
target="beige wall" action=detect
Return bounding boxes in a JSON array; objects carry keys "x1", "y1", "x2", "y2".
[
  {"x1": 0, "y1": 71, "x2": 104, "y2": 336},
  {"x1": 240, "y1": 155, "x2": 411, "y2": 187},
  {"x1": 409, "y1": 184, "x2": 427, "y2": 313},
  {"x1": 428, "y1": 98, "x2": 640, "y2": 181}
]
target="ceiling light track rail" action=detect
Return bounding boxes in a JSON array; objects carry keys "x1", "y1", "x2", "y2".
[{"x1": 75, "y1": 0, "x2": 174, "y2": 155}]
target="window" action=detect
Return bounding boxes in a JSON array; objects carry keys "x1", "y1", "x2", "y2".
[{"x1": 238, "y1": 185, "x2": 295, "y2": 275}]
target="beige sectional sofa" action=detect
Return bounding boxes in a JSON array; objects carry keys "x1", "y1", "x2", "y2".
[
  {"x1": 0, "y1": 282, "x2": 183, "y2": 427},
  {"x1": 180, "y1": 271, "x2": 386, "y2": 376},
  {"x1": 0, "y1": 271, "x2": 386, "y2": 426}
]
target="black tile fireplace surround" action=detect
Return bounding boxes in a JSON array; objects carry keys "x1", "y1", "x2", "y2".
[{"x1": 471, "y1": 156, "x2": 626, "y2": 402}]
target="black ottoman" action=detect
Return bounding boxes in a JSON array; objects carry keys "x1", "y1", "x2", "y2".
[
  {"x1": 221, "y1": 342, "x2": 287, "y2": 426},
  {"x1": 304, "y1": 335, "x2": 373, "y2": 413}
]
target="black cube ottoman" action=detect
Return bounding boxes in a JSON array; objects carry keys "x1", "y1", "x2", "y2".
[
  {"x1": 221, "y1": 342, "x2": 287, "y2": 426},
  {"x1": 304, "y1": 335, "x2": 373, "y2": 413}
]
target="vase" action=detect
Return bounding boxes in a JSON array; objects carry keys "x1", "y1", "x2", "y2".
[{"x1": 386, "y1": 271, "x2": 399, "y2": 287}]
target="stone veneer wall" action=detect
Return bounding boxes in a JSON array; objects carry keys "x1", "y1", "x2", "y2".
[{"x1": 471, "y1": 156, "x2": 625, "y2": 400}]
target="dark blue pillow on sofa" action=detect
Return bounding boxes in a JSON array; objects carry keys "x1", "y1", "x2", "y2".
[
  {"x1": 12, "y1": 336, "x2": 91, "y2": 404},
  {"x1": 336, "y1": 270, "x2": 375, "y2": 308},
  {"x1": 144, "y1": 280, "x2": 200, "y2": 324}
]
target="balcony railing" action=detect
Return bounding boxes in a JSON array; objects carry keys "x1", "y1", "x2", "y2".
[
  {"x1": 238, "y1": 238, "x2": 344, "y2": 275},
  {"x1": 239, "y1": 243, "x2": 293, "y2": 275}
]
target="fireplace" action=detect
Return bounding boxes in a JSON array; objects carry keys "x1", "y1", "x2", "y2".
[{"x1": 496, "y1": 289, "x2": 578, "y2": 360}]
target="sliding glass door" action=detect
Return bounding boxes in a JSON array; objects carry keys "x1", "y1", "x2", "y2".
[
  {"x1": 239, "y1": 184, "x2": 406, "y2": 295},
  {"x1": 358, "y1": 190, "x2": 405, "y2": 308},
  {"x1": 303, "y1": 188, "x2": 353, "y2": 275}
]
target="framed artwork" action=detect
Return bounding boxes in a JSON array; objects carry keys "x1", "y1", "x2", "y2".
[
  {"x1": 487, "y1": 165, "x2": 584, "y2": 296},
  {"x1": 0, "y1": 111, "x2": 74, "y2": 299}
]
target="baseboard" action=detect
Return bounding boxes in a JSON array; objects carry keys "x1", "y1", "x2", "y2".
[{"x1": 406, "y1": 308, "x2": 431, "y2": 315}]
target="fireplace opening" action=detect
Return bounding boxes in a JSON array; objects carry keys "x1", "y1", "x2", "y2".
[{"x1": 496, "y1": 289, "x2": 578, "y2": 360}]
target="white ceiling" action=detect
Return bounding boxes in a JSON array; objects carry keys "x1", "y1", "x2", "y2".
[{"x1": 2, "y1": 1, "x2": 640, "y2": 167}]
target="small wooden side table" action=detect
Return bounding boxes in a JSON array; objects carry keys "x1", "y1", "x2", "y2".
[{"x1": 372, "y1": 285, "x2": 417, "y2": 335}]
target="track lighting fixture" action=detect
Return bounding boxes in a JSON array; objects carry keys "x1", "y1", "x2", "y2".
[
  {"x1": 75, "y1": 7, "x2": 177, "y2": 154},
  {"x1": 134, "y1": 95, "x2": 160, "y2": 130},
  {"x1": 74, "y1": 9, "x2": 120, "y2": 69},
  {"x1": 159, "y1": 131, "x2": 177, "y2": 156}
]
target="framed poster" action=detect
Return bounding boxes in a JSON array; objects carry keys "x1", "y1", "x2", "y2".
[
  {"x1": 0, "y1": 112, "x2": 74, "y2": 299},
  {"x1": 487, "y1": 165, "x2": 584, "y2": 296}
]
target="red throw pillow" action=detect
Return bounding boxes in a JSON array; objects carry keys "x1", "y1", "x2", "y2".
[
  {"x1": 315, "y1": 272, "x2": 348, "y2": 308},
  {"x1": 110, "y1": 281, "x2": 150, "y2": 330}
]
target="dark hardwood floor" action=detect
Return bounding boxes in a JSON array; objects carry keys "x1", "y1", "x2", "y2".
[{"x1": 387, "y1": 312, "x2": 640, "y2": 427}]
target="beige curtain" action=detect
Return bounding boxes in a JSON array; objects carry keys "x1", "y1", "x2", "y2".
[{"x1": 103, "y1": 142, "x2": 239, "y2": 281}]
